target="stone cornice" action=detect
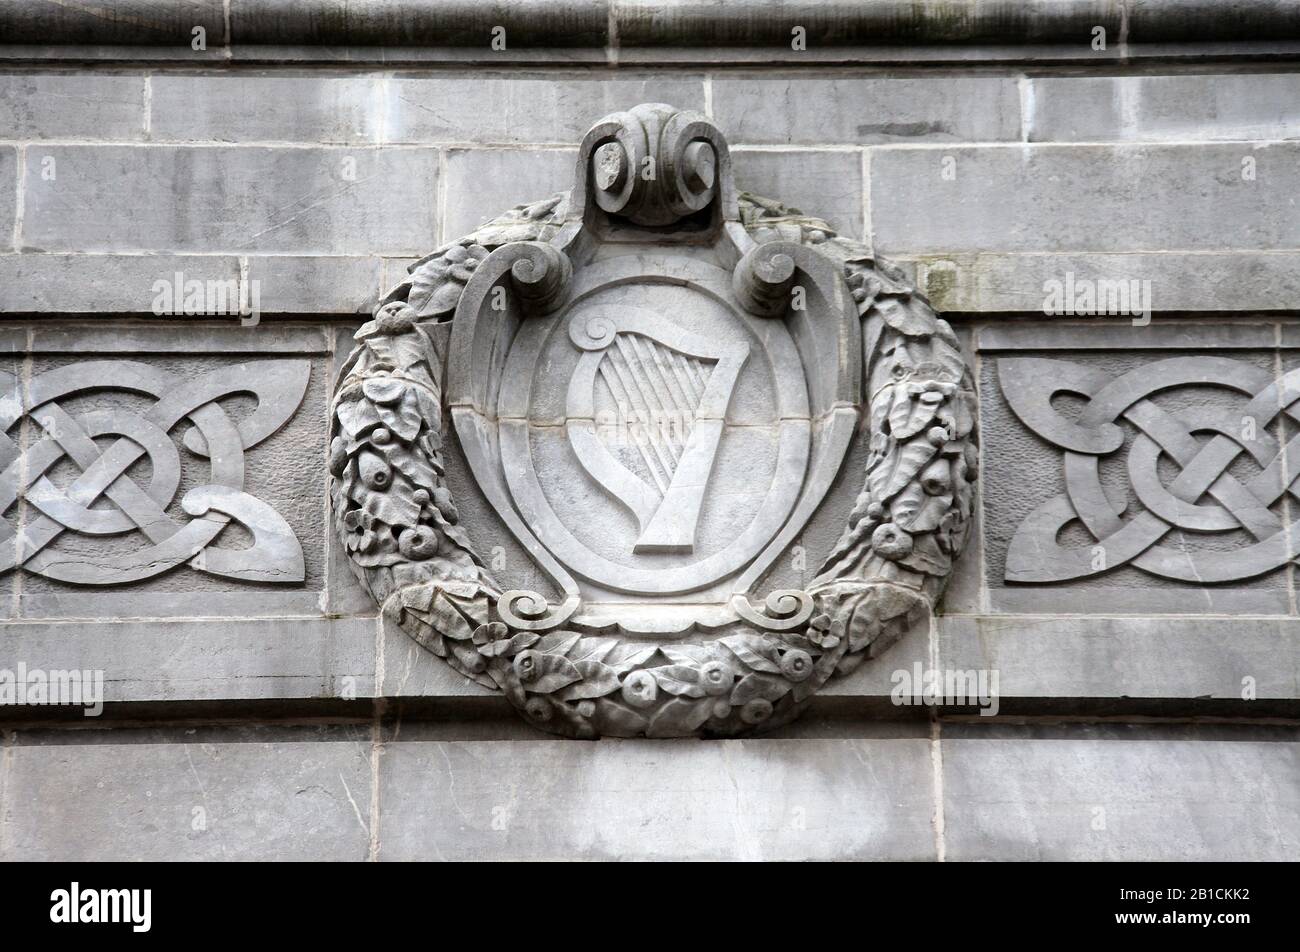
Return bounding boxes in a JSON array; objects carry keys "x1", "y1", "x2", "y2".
[{"x1": 1, "y1": 0, "x2": 1298, "y2": 64}]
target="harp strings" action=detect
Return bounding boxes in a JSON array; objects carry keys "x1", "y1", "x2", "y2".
[{"x1": 597, "y1": 334, "x2": 712, "y2": 494}]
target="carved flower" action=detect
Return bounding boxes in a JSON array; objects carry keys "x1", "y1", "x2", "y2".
[
  {"x1": 807, "y1": 612, "x2": 839, "y2": 649},
  {"x1": 621, "y1": 670, "x2": 659, "y2": 708},
  {"x1": 342, "y1": 508, "x2": 379, "y2": 554}
]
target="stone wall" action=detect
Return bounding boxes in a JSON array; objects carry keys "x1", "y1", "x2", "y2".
[{"x1": 0, "y1": 0, "x2": 1297, "y2": 861}]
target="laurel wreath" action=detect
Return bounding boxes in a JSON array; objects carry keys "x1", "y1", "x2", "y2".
[{"x1": 330, "y1": 193, "x2": 977, "y2": 737}]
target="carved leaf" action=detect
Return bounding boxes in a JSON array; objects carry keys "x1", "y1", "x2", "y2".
[
  {"x1": 719, "y1": 636, "x2": 783, "y2": 674},
  {"x1": 651, "y1": 665, "x2": 706, "y2": 698},
  {"x1": 729, "y1": 673, "x2": 790, "y2": 705},
  {"x1": 888, "y1": 392, "x2": 938, "y2": 441},
  {"x1": 566, "y1": 638, "x2": 619, "y2": 664},
  {"x1": 593, "y1": 703, "x2": 650, "y2": 737},
  {"x1": 869, "y1": 439, "x2": 940, "y2": 503},
  {"x1": 526, "y1": 654, "x2": 583, "y2": 695},
  {"x1": 536, "y1": 630, "x2": 582, "y2": 656},
  {"x1": 608, "y1": 643, "x2": 660, "y2": 675},
  {"x1": 426, "y1": 590, "x2": 477, "y2": 641},
  {"x1": 658, "y1": 644, "x2": 714, "y2": 665},
  {"x1": 557, "y1": 661, "x2": 622, "y2": 700},
  {"x1": 647, "y1": 698, "x2": 713, "y2": 737}
]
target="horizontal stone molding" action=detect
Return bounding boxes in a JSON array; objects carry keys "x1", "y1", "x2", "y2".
[
  {"x1": 3, "y1": 613, "x2": 1297, "y2": 715},
  {"x1": 1, "y1": 1, "x2": 1299, "y2": 64}
]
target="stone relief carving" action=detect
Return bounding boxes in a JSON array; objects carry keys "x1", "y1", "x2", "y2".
[
  {"x1": 1002, "y1": 356, "x2": 1299, "y2": 584},
  {"x1": 0, "y1": 360, "x2": 309, "y2": 585},
  {"x1": 331, "y1": 103, "x2": 978, "y2": 737}
]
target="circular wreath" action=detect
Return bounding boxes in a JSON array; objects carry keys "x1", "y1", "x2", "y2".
[{"x1": 330, "y1": 192, "x2": 977, "y2": 737}]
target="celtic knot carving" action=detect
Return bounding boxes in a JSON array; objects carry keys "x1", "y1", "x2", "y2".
[
  {"x1": 0, "y1": 360, "x2": 309, "y2": 585},
  {"x1": 1002, "y1": 356, "x2": 1300, "y2": 584}
]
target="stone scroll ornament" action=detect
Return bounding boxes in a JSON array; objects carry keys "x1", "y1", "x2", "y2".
[{"x1": 331, "y1": 104, "x2": 978, "y2": 737}]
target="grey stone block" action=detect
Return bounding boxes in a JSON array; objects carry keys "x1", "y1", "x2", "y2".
[
  {"x1": 3, "y1": 727, "x2": 373, "y2": 861},
  {"x1": 19, "y1": 145, "x2": 440, "y2": 255},
  {"x1": 871, "y1": 143, "x2": 1300, "y2": 255},
  {"x1": 379, "y1": 612, "x2": 492, "y2": 699},
  {"x1": 714, "y1": 76, "x2": 1021, "y2": 145},
  {"x1": 0, "y1": 147, "x2": 14, "y2": 245},
  {"x1": 977, "y1": 320, "x2": 1280, "y2": 351},
  {"x1": 150, "y1": 72, "x2": 380, "y2": 144},
  {"x1": 378, "y1": 738, "x2": 936, "y2": 860},
  {"x1": 441, "y1": 147, "x2": 574, "y2": 241},
  {"x1": 0, "y1": 72, "x2": 144, "y2": 140},
  {"x1": 387, "y1": 73, "x2": 707, "y2": 144},
  {"x1": 0, "y1": 253, "x2": 239, "y2": 313},
  {"x1": 942, "y1": 726, "x2": 1300, "y2": 860},
  {"x1": 0, "y1": 617, "x2": 375, "y2": 704},
  {"x1": 246, "y1": 255, "x2": 381, "y2": 314},
  {"x1": 733, "y1": 147, "x2": 863, "y2": 239},
  {"x1": 914, "y1": 252, "x2": 1300, "y2": 314},
  {"x1": 1029, "y1": 74, "x2": 1300, "y2": 143},
  {"x1": 939, "y1": 615, "x2": 1300, "y2": 700}
]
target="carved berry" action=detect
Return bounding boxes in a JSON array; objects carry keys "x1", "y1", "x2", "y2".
[
  {"x1": 620, "y1": 670, "x2": 659, "y2": 708},
  {"x1": 779, "y1": 649, "x2": 813, "y2": 682},
  {"x1": 524, "y1": 697, "x2": 552, "y2": 722},
  {"x1": 740, "y1": 698, "x2": 774, "y2": 724},
  {"x1": 397, "y1": 526, "x2": 439, "y2": 560},
  {"x1": 698, "y1": 660, "x2": 734, "y2": 696},
  {"x1": 513, "y1": 649, "x2": 541, "y2": 683},
  {"x1": 872, "y1": 522, "x2": 913, "y2": 560}
]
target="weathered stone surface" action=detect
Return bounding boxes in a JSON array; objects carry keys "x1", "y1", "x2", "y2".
[
  {"x1": 150, "y1": 72, "x2": 380, "y2": 144},
  {"x1": 377, "y1": 737, "x2": 936, "y2": 861},
  {"x1": 714, "y1": 76, "x2": 1021, "y2": 144},
  {"x1": 246, "y1": 255, "x2": 381, "y2": 314},
  {"x1": 387, "y1": 73, "x2": 707, "y2": 144},
  {"x1": 939, "y1": 615, "x2": 1300, "y2": 700},
  {"x1": 19, "y1": 145, "x2": 439, "y2": 255},
  {"x1": 0, "y1": 253, "x2": 240, "y2": 313},
  {"x1": 149, "y1": 71, "x2": 704, "y2": 146},
  {"x1": 3, "y1": 727, "x2": 373, "y2": 861},
  {"x1": 440, "y1": 147, "x2": 574, "y2": 241},
  {"x1": 0, "y1": 617, "x2": 376, "y2": 703},
  {"x1": 0, "y1": 72, "x2": 144, "y2": 139},
  {"x1": 942, "y1": 725, "x2": 1300, "y2": 861},
  {"x1": 733, "y1": 147, "x2": 864, "y2": 239},
  {"x1": 1028, "y1": 74, "x2": 1300, "y2": 142},
  {"x1": 871, "y1": 143, "x2": 1300, "y2": 254},
  {"x1": 0, "y1": 147, "x2": 15, "y2": 243},
  {"x1": 912, "y1": 252, "x2": 1300, "y2": 314}
]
